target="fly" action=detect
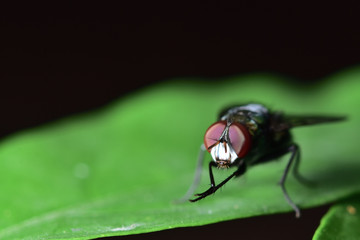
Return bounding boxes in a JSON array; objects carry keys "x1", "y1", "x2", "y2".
[{"x1": 178, "y1": 103, "x2": 345, "y2": 218}]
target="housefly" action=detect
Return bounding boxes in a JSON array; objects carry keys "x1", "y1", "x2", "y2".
[{"x1": 178, "y1": 103, "x2": 345, "y2": 218}]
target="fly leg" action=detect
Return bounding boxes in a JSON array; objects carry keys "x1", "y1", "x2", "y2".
[
  {"x1": 190, "y1": 160, "x2": 246, "y2": 202},
  {"x1": 279, "y1": 144, "x2": 301, "y2": 218},
  {"x1": 174, "y1": 144, "x2": 207, "y2": 203},
  {"x1": 292, "y1": 144, "x2": 315, "y2": 186}
]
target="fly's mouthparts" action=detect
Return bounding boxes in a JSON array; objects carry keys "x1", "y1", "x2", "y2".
[{"x1": 216, "y1": 160, "x2": 230, "y2": 168}]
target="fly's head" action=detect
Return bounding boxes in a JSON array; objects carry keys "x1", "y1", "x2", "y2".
[{"x1": 204, "y1": 120, "x2": 251, "y2": 168}]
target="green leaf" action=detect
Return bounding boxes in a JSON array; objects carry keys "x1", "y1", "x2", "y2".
[
  {"x1": 1, "y1": 68, "x2": 360, "y2": 239},
  {"x1": 313, "y1": 195, "x2": 360, "y2": 240}
]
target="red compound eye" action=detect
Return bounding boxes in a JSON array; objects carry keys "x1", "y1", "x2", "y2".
[
  {"x1": 204, "y1": 121, "x2": 251, "y2": 158},
  {"x1": 203, "y1": 121, "x2": 226, "y2": 151}
]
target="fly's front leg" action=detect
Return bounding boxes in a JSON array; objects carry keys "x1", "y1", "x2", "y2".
[
  {"x1": 190, "y1": 160, "x2": 247, "y2": 202},
  {"x1": 189, "y1": 161, "x2": 217, "y2": 202}
]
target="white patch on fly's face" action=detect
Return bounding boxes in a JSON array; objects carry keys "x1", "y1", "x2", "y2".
[{"x1": 210, "y1": 141, "x2": 238, "y2": 164}]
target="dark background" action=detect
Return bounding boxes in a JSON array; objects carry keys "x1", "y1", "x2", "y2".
[{"x1": 2, "y1": 1, "x2": 359, "y2": 239}]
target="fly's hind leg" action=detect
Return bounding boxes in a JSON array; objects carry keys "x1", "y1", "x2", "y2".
[{"x1": 279, "y1": 144, "x2": 302, "y2": 218}]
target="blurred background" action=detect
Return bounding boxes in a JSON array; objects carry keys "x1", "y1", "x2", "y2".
[{"x1": 1, "y1": 1, "x2": 359, "y2": 239}]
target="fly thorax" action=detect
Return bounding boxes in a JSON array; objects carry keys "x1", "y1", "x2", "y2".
[{"x1": 210, "y1": 141, "x2": 238, "y2": 168}]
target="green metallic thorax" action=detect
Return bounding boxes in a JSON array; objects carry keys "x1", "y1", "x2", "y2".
[{"x1": 218, "y1": 103, "x2": 293, "y2": 167}]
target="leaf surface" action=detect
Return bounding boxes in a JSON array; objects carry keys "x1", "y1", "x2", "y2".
[
  {"x1": 313, "y1": 195, "x2": 360, "y2": 240},
  {"x1": 1, "y1": 69, "x2": 360, "y2": 239}
]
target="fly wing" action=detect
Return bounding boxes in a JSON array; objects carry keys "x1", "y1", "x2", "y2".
[{"x1": 270, "y1": 111, "x2": 346, "y2": 132}]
